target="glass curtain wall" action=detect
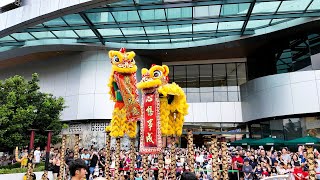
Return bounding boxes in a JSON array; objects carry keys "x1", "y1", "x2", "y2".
[{"x1": 169, "y1": 62, "x2": 247, "y2": 103}]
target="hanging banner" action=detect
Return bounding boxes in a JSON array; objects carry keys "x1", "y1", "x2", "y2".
[
  {"x1": 114, "y1": 72, "x2": 140, "y2": 122},
  {"x1": 140, "y1": 90, "x2": 162, "y2": 154}
]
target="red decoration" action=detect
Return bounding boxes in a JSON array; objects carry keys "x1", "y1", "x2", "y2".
[
  {"x1": 113, "y1": 72, "x2": 140, "y2": 122},
  {"x1": 120, "y1": 47, "x2": 126, "y2": 53},
  {"x1": 140, "y1": 90, "x2": 162, "y2": 154}
]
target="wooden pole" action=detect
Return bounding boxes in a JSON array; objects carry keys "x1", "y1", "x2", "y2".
[
  {"x1": 73, "y1": 134, "x2": 80, "y2": 159},
  {"x1": 187, "y1": 129, "x2": 194, "y2": 172},
  {"x1": 307, "y1": 145, "x2": 316, "y2": 180},
  {"x1": 105, "y1": 132, "x2": 111, "y2": 180},
  {"x1": 211, "y1": 135, "x2": 219, "y2": 180},
  {"x1": 170, "y1": 136, "x2": 176, "y2": 180},
  {"x1": 58, "y1": 135, "x2": 67, "y2": 180},
  {"x1": 220, "y1": 137, "x2": 228, "y2": 180},
  {"x1": 114, "y1": 138, "x2": 121, "y2": 180},
  {"x1": 129, "y1": 138, "x2": 136, "y2": 180}
]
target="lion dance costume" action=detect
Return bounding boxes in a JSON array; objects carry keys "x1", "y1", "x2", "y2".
[
  {"x1": 105, "y1": 48, "x2": 140, "y2": 180},
  {"x1": 137, "y1": 64, "x2": 188, "y2": 179}
]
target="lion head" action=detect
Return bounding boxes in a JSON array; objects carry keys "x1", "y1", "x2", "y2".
[
  {"x1": 137, "y1": 64, "x2": 169, "y2": 90},
  {"x1": 109, "y1": 48, "x2": 137, "y2": 74}
]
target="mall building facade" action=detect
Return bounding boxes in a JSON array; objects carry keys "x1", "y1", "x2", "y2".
[{"x1": 1, "y1": 0, "x2": 320, "y2": 148}]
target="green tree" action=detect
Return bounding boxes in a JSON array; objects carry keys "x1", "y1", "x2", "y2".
[{"x1": 0, "y1": 73, "x2": 65, "y2": 151}]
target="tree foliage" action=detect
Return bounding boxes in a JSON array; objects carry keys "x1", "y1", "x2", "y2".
[{"x1": 0, "y1": 73, "x2": 65, "y2": 151}]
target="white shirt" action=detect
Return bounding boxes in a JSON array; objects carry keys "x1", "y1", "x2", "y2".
[{"x1": 34, "y1": 150, "x2": 41, "y2": 163}]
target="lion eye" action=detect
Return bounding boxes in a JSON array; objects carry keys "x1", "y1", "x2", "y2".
[
  {"x1": 153, "y1": 70, "x2": 162, "y2": 78},
  {"x1": 131, "y1": 59, "x2": 135, "y2": 64},
  {"x1": 113, "y1": 56, "x2": 120, "y2": 63}
]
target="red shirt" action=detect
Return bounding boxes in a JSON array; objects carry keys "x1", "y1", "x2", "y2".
[
  {"x1": 232, "y1": 156, "x2": 244, "y2": 171},
  {"x1": 294, "y1": 167, "x2": 308, "y2": 180}
]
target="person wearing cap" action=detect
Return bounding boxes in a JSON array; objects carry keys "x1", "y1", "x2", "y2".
[
  {"x1": 293, "y1": 161, "x2": 308, "y2": 180},
  {"x1": 242, "y1": 158, "x2": 253, "y2": 180}
]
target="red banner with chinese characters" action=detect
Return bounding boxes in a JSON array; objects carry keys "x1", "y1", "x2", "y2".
[
  {"x1": 140, "y1": 90, "x2": 162, "y2": 154},
  {"x1": 114, "y1": 72, "x2": 140, "y2": 122}
]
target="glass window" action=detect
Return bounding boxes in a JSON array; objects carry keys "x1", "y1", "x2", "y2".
[
  {"x1": 186, "y1": 65, "x2": 199, "y2": 102},
  {"x1": 308, "y1": 0, "x2": 320, "y2": 11},
  {"x1": 169, "y1": 25, "x2": 192, "y2": 33},
  {"x1": 213, "y1": 64, "x2": 227, "y2": 102},
  {"x1": 86, "y1": 12, "x2": 114, "y2": 24},
  {"x1": 145, "y1": 26, "x2": 168, "y2": 35},
  {"x1": 278, "y1": 0, "x2": 312, "y2": 12},
  {"x1": 74, "y1": 29, "x2": 95, "y2": 37},
  {"x1": 166, "y1": 7, "x2": 192, "y2": 19},
  {"x1": 31, "y1": 31, "x2": 55, "y2": 39},
  {"x1": 194, "y1": 23, "x2": 217, "y2": 32},
  {"x1": 98, "y1": 28, "x2": 123, "y2": 36},
  {"x1": 52, "y1": 30, "x2": 78, "y2": 38},
  {"x1": 43, "y1": 18, "x2": 66, "y2": 26},
  {"x1": 11, "y1": 33, "x2": 35, "y2": 41},
  {"x1": 139, "y1": 9, "x2": 166, "y2": 21},
  {"x1": 270, "y1": 18, "x2": 288, "y2": 25},
  {"x1": 227, "y1": 63, "x2": 238, "y2": 101},
  {"x1": 237, "y1": 63, "x2": 247, "y2": 85},
  {"x1": 173, "y1": 66, "x2": 186, "y2": 88},
  {"x1": 0, "y1": 36, "x2": 15, "y2": 41},
  {"x1": 168, "y1": 66, "x2": 174, "y2": 83},
  {"x1": 121, "y1": 27, "x2": 145, "y2": 35},
  {"x1": 200, "y1": 64, "x2": 213, "y2": 102},
  {"x1": 113, "y1": 11, "x2": 140, "y2": 22},
  {"x1": 218, "y1": 21, "x2": 244, "y2": 30},
  {"x1": 63, "y1": 14, "x2": 86, "y2": 25},
  {"x1": 220, "y1": 3, "x2": 250, "y2": 16},
  {"x1": 252, "y1": 1, "x2": 281, "y2": 14},
  {"x1": 246, "y1": 20, "x2": 270, "y2": 29}
]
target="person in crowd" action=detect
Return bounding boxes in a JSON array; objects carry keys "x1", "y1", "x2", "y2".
[
  {"x1": 69, "y1": 159, "x2": 87, "y2": 180},
  {"x1": 242, "y1": 158, "x2": 253, "y2": 180}
]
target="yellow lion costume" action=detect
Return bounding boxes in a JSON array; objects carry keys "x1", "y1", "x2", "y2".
[
  {"x1": 137, "y1": 64, "x2": 188, "y2": 153},
  {"x1": 105, "y1": 48, "x2": 140, "y2": 139}
]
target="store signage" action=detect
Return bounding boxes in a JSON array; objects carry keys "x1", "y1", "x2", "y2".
[{"x1": 0, "y1": 0, "x2": 16, "y2": 8}]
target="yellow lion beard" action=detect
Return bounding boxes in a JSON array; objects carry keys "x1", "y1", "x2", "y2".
[
  {"x1": 137, "y1": 79, "x2": 162, "y2": 89},
  {"x1": 112, "y1": 65, "x2": 137, "y2": 74}
]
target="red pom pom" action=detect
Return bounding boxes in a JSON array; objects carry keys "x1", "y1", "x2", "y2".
[
  {"x1": 119, "y1": 48, "x2": 126, "y2": 53},
  {"x1": 151, "y1": 64, "x2": 156, "y2": 67}
]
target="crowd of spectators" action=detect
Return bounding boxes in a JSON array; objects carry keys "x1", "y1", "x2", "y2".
[{"x1": 10, "y1": 144, "x2": 320, "y2": 180}]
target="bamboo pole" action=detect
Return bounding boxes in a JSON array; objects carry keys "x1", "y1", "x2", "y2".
[
  {"x1": 142, "y1": 154, "x2": 148, "y2": 180},
  {"x1": 220, "y1": 137, "x2": 228, "y2": 180},
  {"x1": 26, "y1": 153, "x2": 33, "y2": 180},
  {"x1": 73, "y1": 134, "x2": 80, "y2": 159},
  {"x1": 129, "y1": 138, "x2": 136, "y2": 180},
  {"x1": 158, "y1": 150, "x2": 164, "y2": 180},
  {"x1": 211, "y1": 135, "x2": 219, "y2": 180},
  {"x1": 114, "y1": 138, "x2": 121, "y2": 180},
  {"x1": 187, "y1": 129, "x2": 194, "y2": 172},
  {"x1": 170, "y1": 136, "x2": 176, "y2": 180},
  {"x1": 307, "y1": 145, "x2": 316, "y2": 180},
  {"x1": 58, "y1": 135, "x2": 67, "y2": 180},
  {"x1": 105, "y1": 132, "x2": 111, "y2": 180}
]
